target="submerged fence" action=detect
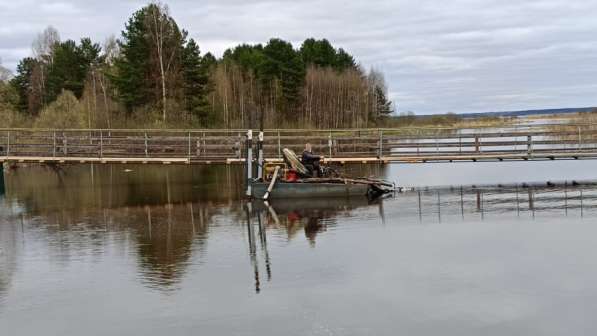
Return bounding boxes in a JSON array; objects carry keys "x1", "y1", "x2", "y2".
[{"x1": 1, "y1": 123, "x2": 597, "y2": 164}]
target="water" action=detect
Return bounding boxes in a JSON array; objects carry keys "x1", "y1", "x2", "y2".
[{"x1": 2, "y1": 161, "x2": 597, "y2": 335}]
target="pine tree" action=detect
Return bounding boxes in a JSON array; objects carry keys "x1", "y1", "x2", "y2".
[
  {"x1": 261, "y1": 38, "x2": 305, "y2": 114},
  {"x1": 299, "y1": 38, "x2": 336, "y2": 67},
  {"x1": 113, "y1": 3, "x2": 186, "y2": 122},
  {"x1": 334, "y1": 48, "x2": 356, "y2": 70},
  {"x1": 182, "y1": 38, "x2": 210, "y2": 124},
  {"x1": 112, "y1": 7, "x2": 152, "y2": 114},
  {"x1": 374, "y1": 85, "x2": 393, "y2": 118},
  {"x1": 10, "y1": 57, "x2": 36, "y2": 113},
  {"x1": 46, "y1": 39, "x2": 100, "y2": 103}
]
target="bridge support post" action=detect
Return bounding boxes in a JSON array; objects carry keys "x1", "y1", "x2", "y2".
[
  {"x1": 257, "y1": 131, "x2": 264, "y2": 180},
  {"x1": 246, "y1": 130, "x2": 253, "y2": 198}
]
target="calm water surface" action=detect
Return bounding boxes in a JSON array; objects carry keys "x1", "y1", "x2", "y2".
[{"x1": 2, "y1": 161, "x2": 597, "y2": 335}]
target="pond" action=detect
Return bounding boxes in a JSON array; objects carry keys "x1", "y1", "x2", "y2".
[{"x1": 1, "y1": 161, "x2": 597, "y2": 335}]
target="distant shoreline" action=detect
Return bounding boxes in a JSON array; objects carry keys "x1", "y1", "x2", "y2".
[{"x1": 416, "y1": 107, "x2": 596, "y2": 119}]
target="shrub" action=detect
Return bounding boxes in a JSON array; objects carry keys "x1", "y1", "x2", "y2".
[{"x1": 34, "y1": 90, "x2": 87, "y2": 129}]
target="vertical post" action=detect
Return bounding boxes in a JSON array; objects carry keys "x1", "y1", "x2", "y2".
[
  {"x1": 459, "y1": 137, "x2": 462, "y2": 154},
  {"x1": 578, "y1": 126, "x2": 582, "y2": 150},
  {"x1": 277, "y1": 131, "x2": 282, "y2": 159},
  {"x1": 100, "y1": 131, "x2": 103, "y2": 158},
  {"x1": 63, "y1": 132, "x2": 68, "y2": 156},
  {"x1": 527, "y1": 135, "x2": 533, "y2": 156},
  {"x1": 417, "y1": 191, "x2": 422, "y2": 221},
  {"x1": 188, "y1": 132, "x2": 191, "y2": 159},
  {"x1": 475, "y1": 136, "x2": 480, "y2": 153},
  {"x1": 202, "y1": 132, "x2": 206, "y2": 157},
  {"x1": 144, "y1": 132, "x2": 148, "y2": 158},
  {"x1": 580, "y1": 189, "x2": 584, "y2": 217},
  {"x1": 257, "y1": 131, "x2": 264, "y2": 180},
  {"x1": 246, "y1": 130, "x2": 253, "y2": 198},
  {"x1": 417, "y1": 138, "x2": 420, "y2": 155},
  {"x1": 378, "y1": 129, "x2": 383, "y2": 158},
  {"x1": 53, "y1": 131, "x2": 56, "y2": 157},
  {"x1": 328, "y1": 132, "x2": 333, "y2": 158},
  {"x1": 238, "y1": 132, "x2": 242, "y2": 159},
  {"x1": 6, "y1": 131, "x2": 10, "y2": 156},
  {"x1": 437, "y1": 191, "x2": 441, "y2": 223}
]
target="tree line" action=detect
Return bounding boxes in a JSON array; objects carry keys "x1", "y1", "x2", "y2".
[{"x1": 0, "y1": 3, "x2": 393, "y2": 129}]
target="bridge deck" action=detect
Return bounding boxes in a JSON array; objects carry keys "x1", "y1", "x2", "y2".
[{"x1": 1, "y1": 124, "x2": 597, "y2": 165}]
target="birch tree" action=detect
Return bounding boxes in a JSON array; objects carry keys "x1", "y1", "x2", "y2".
[{"x1": 145, "y1": 3, "x2": 184, "y2": 122}]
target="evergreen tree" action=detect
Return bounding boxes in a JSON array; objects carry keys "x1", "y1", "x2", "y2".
[
  {"x1": 46, "y1": 39, "x2": 100, "y2": 102},
  {"x1": 261, "y1": 38, "x2": 305, "y2": 110},
  {"x1": 374, "y1": 85, "x2": 393, "y2": 118},
  {"x1": 299, "y1": 38, "x2": 336, "y2": 67},
  {"x1": 299, "y1": 39, "x2": 356, "y2": 71},
  {"x1": 222, "y1": 44, "x2": 264, "y2": 73},
  {"x1": 182, "y1": 38, "x2": 210, "y2": 123},
  {"x1": 10, "y1": 57, "x2": 36, "y2": 113},
  {"x1": 335, "y1": 48, "x2": 356, "y2": 70},
  {"x1": 113, "y1": 3, "x2": 186, "y2": 122},
  {"x1": 112, "y1": 7, "x2": 152, "y2": 113},
  {"x1": 201, "y1": 52, "x2": 217, "y2": 69}
]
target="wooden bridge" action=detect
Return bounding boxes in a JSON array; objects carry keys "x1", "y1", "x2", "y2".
[{"x1": 1, "y1": 124, "x2": 597, "y2": 165}]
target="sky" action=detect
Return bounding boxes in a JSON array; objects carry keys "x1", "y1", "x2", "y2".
[{"x1": 1, "y1": 0, "x2": 596, "y2": 114}]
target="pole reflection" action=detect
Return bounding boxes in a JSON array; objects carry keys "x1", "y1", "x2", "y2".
[{"x1": 0, "y1": 163, "x2": 596, "y2": 298}]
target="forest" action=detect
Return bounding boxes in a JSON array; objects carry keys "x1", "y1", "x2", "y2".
[{"x1": 0, "y1": 3, "x2": 394, "y2": 129}]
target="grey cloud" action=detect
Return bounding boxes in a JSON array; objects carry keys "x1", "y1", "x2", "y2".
[{"x1": 0, "y1": 0, "x2": 596, "y2": 114}]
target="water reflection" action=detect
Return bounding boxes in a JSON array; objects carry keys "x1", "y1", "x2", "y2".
[
  {"x1": 3, "y1": 164, "x2": 245, "y2": 212},
  {"x1": 134, "y1": 203, "x2": 210, "y2": 291},
  {"x1": 403, "y1": 184, "x2": 597, "y2": 222},
  {"x1": 0, "y1": 203, "x2": 19, "y2": 306},
  {"x1": 1, "y1": 164, "x2": 597, "y2": 298},
  {"x1": 244, "y1": 198, "x2": 374, "y2": 293}
]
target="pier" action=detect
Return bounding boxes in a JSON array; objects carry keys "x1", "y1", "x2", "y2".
[{"x1": 1, "y1": 124, "x2": 597, "y2": 165}]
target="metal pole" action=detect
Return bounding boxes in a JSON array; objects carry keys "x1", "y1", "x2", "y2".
[
  {"x1": 246, "y1": 130, "x2": 253, "y2": 198},
  {"x1": 100, "y1": 131, "x2": 103, "y2": 158},
  {"x1": 257, "y1": 131, "x2": 264, "y2": 180},
  {"x1": 527, "y1": 135, "x2": 533, "y2": 156},
  {"x1": 144, "y1": 132, "x2": 148, "y2": 158},
  {"x1": 277, "y1": 131, "x2": 281, "y2": 159},
  {"x1": 53, "y1": 131, "x2": 56, "y2": 157}
]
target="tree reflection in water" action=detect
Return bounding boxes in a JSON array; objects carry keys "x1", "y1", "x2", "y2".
[{"x1": 1, "y1": 163, "x2": 597, "y2": 296}]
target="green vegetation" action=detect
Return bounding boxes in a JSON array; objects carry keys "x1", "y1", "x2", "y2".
[{"x1": 0, "y1": 3, "x2": 393, "y2": 129}]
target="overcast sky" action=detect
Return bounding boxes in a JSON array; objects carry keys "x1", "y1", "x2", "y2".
[{"x1": 1, "y1": 0, "x2": 596, "y2": 114}]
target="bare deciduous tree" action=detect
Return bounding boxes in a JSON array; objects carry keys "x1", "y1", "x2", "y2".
[{"x1": 145, "y1": 3, "x2": 183, "y2": 123}]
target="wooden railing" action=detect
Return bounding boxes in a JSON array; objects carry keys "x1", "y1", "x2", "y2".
[{"x1": 1, "y1": 124, "x2": 597, "y2": 164}]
